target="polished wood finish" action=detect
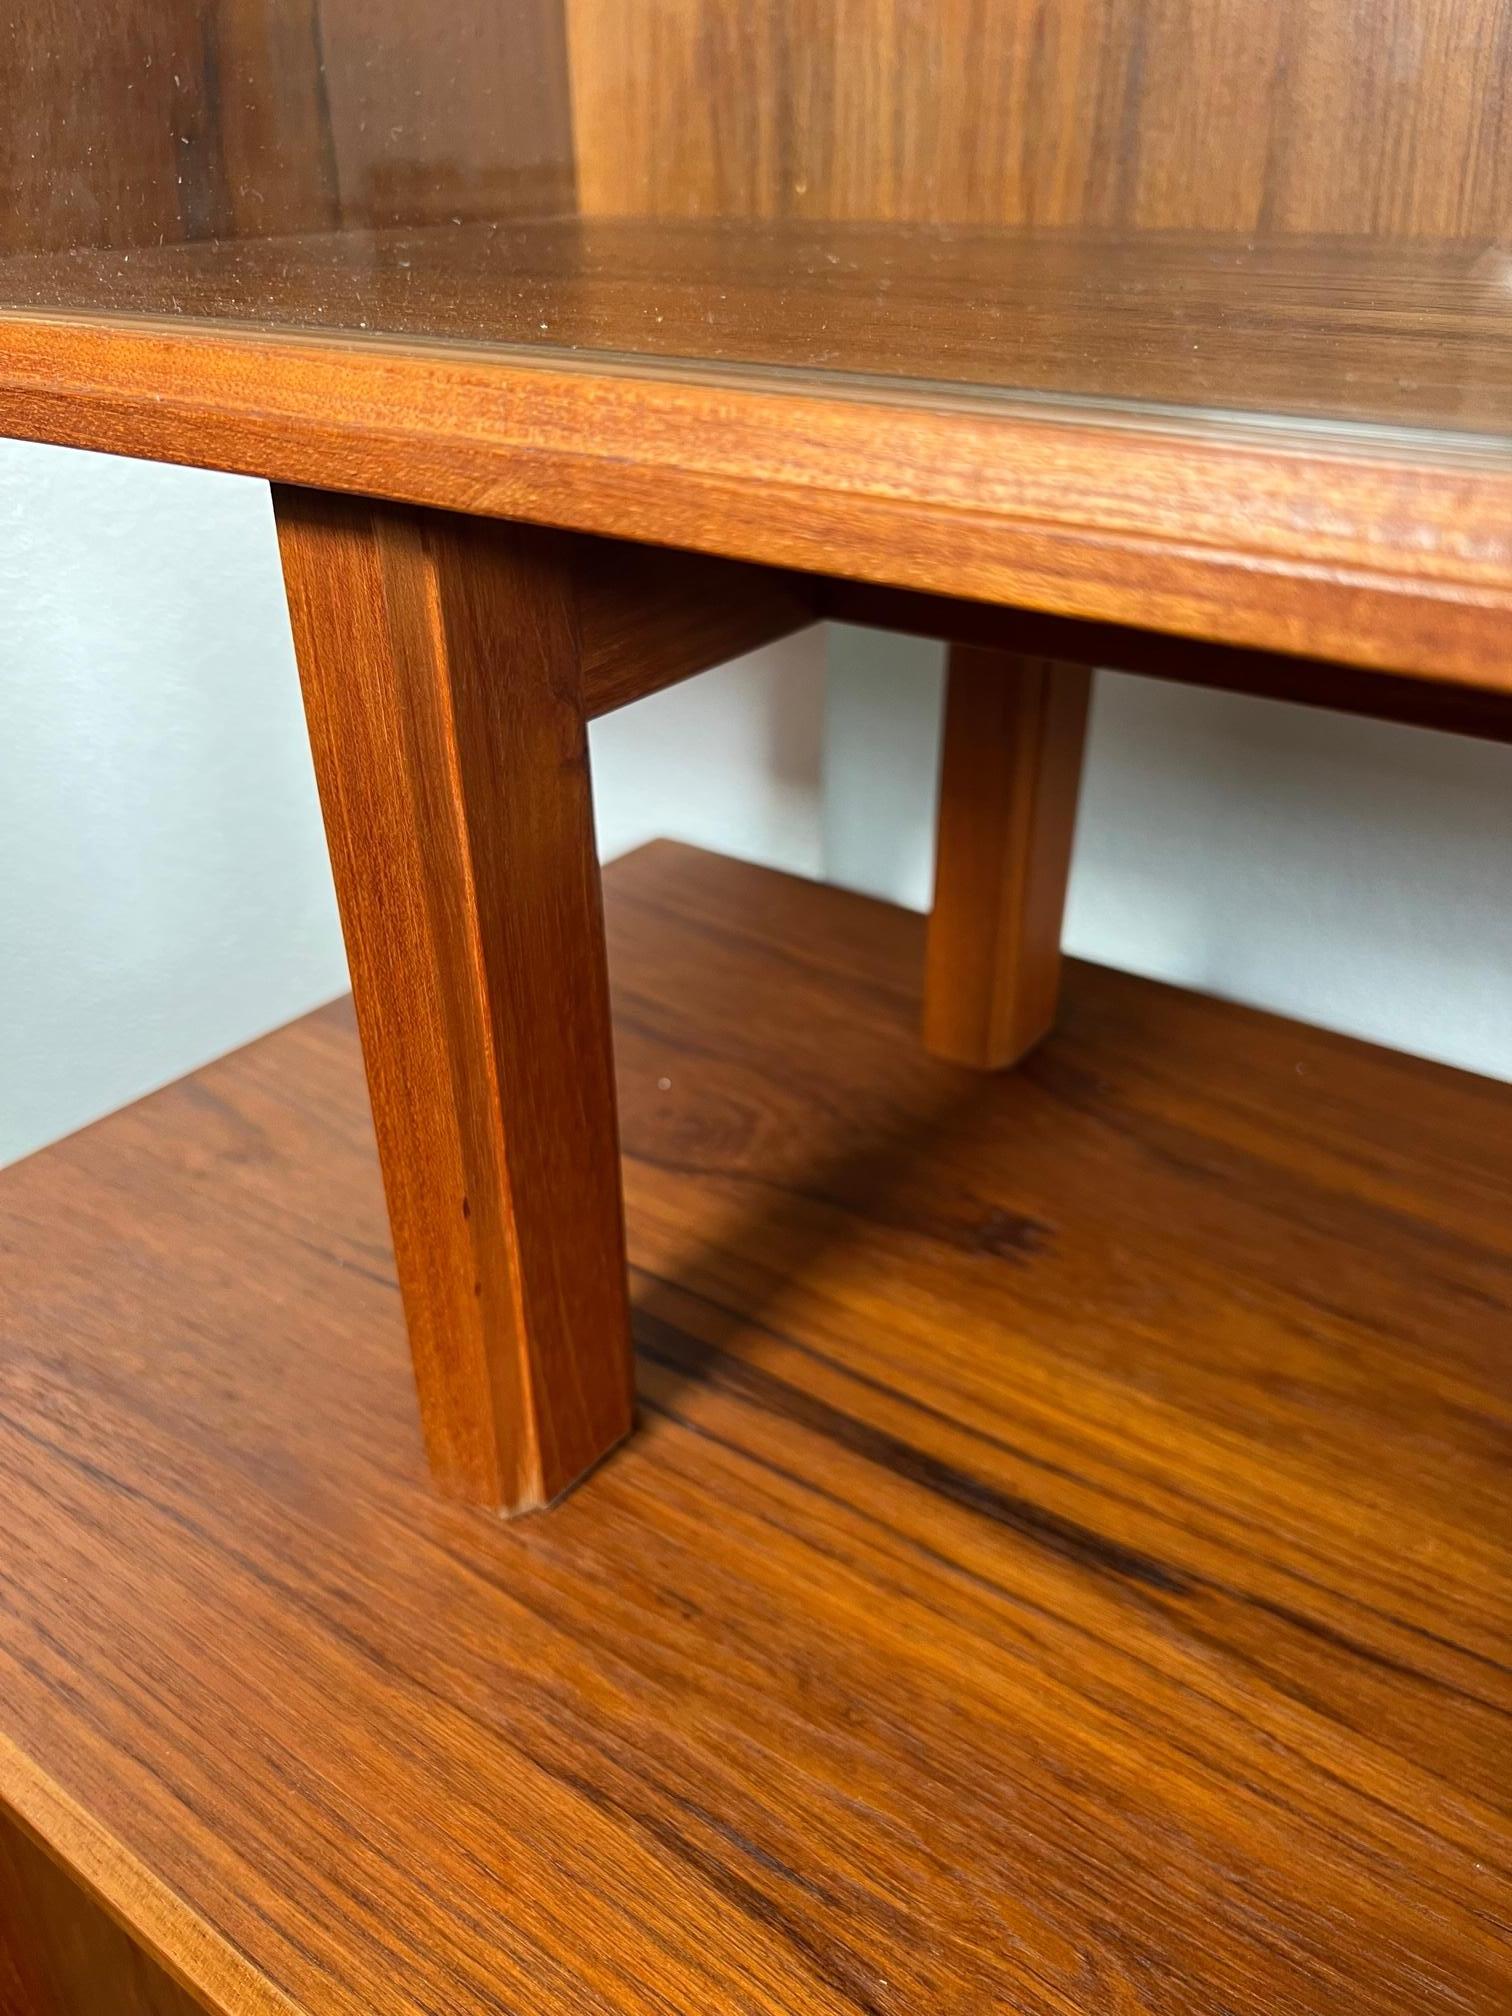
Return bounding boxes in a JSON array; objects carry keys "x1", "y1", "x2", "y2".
[
  {"x1": 274, "y1": 487, "x2": 632, "y2": 1510},
  {"x1": 566, "y1": 0, "x2": 1512, "y2": 239},
  {"x1": 312, "y1": 0, "x2": 574, "y2": 232},
  {"x1": 0, "y1": 1809, "x2": 203, "y2": 2016},
  {"x1": 5, "y1": 224, "x2": 1509, "y2": 435},
  {"x1": 0, "y1": 842, "x2": 1507, "y2": 2015},
  {"x1": 4, "y1": 312, "x2": 1510, "y2": 691},
  {"x1": 2, "y1": 14, "x2": 1505, "y2": 1996},
  {"x1": 2, "y1": 8, "x2": 1509, "y2": 692},
  {"x1": 594, "y1": 560, "x2": 1512, "y2": 751},
  {"x1": 0, "y1": 1735, "x2": 270, "y2": 2016},
  {"x1": 9, "y1": 0, "x2": 1506, "y2": 257},
  {"x1": 926, "y1": 650, "x2": 1091, "y2": 1068},
  {"x1": 10, "y1": 3, "x2": 1508, "y2": 258}
]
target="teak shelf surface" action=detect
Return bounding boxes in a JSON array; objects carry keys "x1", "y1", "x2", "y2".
[
  {"x1": 5, "y1": 223, "x2": 1508, "y2": 436},
  {"x1": 7, "y1": 4, "x2": 1512, "y2": 691},
  {"x1": 6, "y1": 223, "x2": 1512, "y2": 694},
  {"x1": 1, "y1": 843, "x2": 1507, "y2": 2016}
]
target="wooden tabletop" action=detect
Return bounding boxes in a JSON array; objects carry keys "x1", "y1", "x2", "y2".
[
  {"x1": 4, "y1": 2, "x2": 1511, "y2": 686},
  {"x1": 4, "y1": 293, "x2": 1511, "y2": 694},
  {"x1": 2, "y1": 843, "x2": 1508, "y2": 2016},
  {"x1": 5, "y1": 223, "x2": 1509, "y2": 436}
]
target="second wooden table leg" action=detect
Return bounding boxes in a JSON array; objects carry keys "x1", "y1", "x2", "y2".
[
  {"x1": 924, "y1": 647, "x2": 1092, "y2": 1069},
  {"x1": 274, "y1": 489, "x2": 633, "y2": 1512}
]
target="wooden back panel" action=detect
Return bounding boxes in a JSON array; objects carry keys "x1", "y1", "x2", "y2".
[
  {"x1": 317, "y1": 0, "x2": 574, "y2": 231},
  {"x1": 0, "y1": 2, "x2": 1507, "y2": 268},
  {"x1": 4, "y1": 2, "x2": 1505, "y2": 258},
  {"x1": 565, "y1": 0, "x2": 1512, "y2": 237},
  {"x1": 0, "y1": 1, "x2": 574, "y2": 256}
]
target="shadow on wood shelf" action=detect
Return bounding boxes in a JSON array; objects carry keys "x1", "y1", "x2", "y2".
[{"x1": 1, "y1": 841, "x2": 1508, "y2": 2016}]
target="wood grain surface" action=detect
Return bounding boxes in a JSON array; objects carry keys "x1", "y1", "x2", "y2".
[
  {"x1": 0, "y1": 0, "x2": 574, "y2": 256},
  {"x1": 3, "y1": 309, "x2": 1510, "y2": 692},
  {"x1": 7, "y1": 2, "x2": 1507, "y2": 255},
  {"x1": 275, "y1": 488, "x2": 633, "y2": 1509},
  {"x1": 0, "y1": 1808, "x2": 205, "y2": 2016},
  {"x1": 566, "y1": 0, "x2": 1512, "y2": 239},
  {"x1": 5, "y1": 222, "x2": 1510, "y2": 435},
  {"x1": 3, "y1": 6, "x2": 1509, "y2": 699},
  {"x1": 925, "y1": 650, "x2": 1091, "y2": 1068},
  {"x1": 1, "y1": 842, "x2": 1507, "y2": 2015}
]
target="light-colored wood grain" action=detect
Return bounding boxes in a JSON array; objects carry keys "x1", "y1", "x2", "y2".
[
  {"x1": 566, "y1": 0, "x2": 1512, "y2": 239},
  {"x1": 0, "y1": 842, "x2": 1507, "y2": 2015},
  {"x1": 925, "y1": 649, "x2": 1091, "y2": 1067},
  {"x1": 4, "y1": 312, "x2": 1510, "y2": 691},
  {"x1": 274, "y1": 487, "x2": 633, "y2": 1510}
]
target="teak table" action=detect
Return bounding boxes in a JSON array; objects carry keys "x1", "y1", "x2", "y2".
[
  {"x1": 5, "y1": 226, "x2": 1510, "y2": 1511},
  {"x1": 1, "y1": 7, "x2": 1510, "y2": 2012}
]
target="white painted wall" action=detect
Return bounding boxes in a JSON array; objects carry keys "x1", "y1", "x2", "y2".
[
  {"x1": 589, "y1": 625, "x2": 825, "y2": 872},
  {"x1": 0, "y1": 446, "x2": 346, "y2": 1168},
  {"x1": 824, "y1": 626, "x2": 1512, "y2": 1082},
  {"x1": 0, "y1": 444, "x2": 824, "y2": 1168}
]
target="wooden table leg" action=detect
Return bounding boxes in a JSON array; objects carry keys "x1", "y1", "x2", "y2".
[
  {"x1": 274, "y1": 489, "x2": 633, "y2": 1512},
  {"x1": 924, "y1": 646, "x2": 1092, "y2": 1070}
]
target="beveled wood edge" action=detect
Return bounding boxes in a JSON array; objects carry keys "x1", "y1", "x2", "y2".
[
  {"x1": 2, "y1": 310, "x2": 1510, "y2": 688},
  {"x1": 0, "y1": 1731, "x2": 299, "y2": 2016}
]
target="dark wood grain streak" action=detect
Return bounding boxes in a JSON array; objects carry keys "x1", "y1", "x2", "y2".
[
  {"x1": 9, "y1": 2, "x2": 1506, "y2": 266},
  {"x1": 274, "y1": 487, "x2": 633, "y2": 1510},
  {"x1": 0, "y1": 842, "x2": 1507, "y2": 2016},
  {"x1": 0, "y1": 0, "x2": 573, "y2": 256}
]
